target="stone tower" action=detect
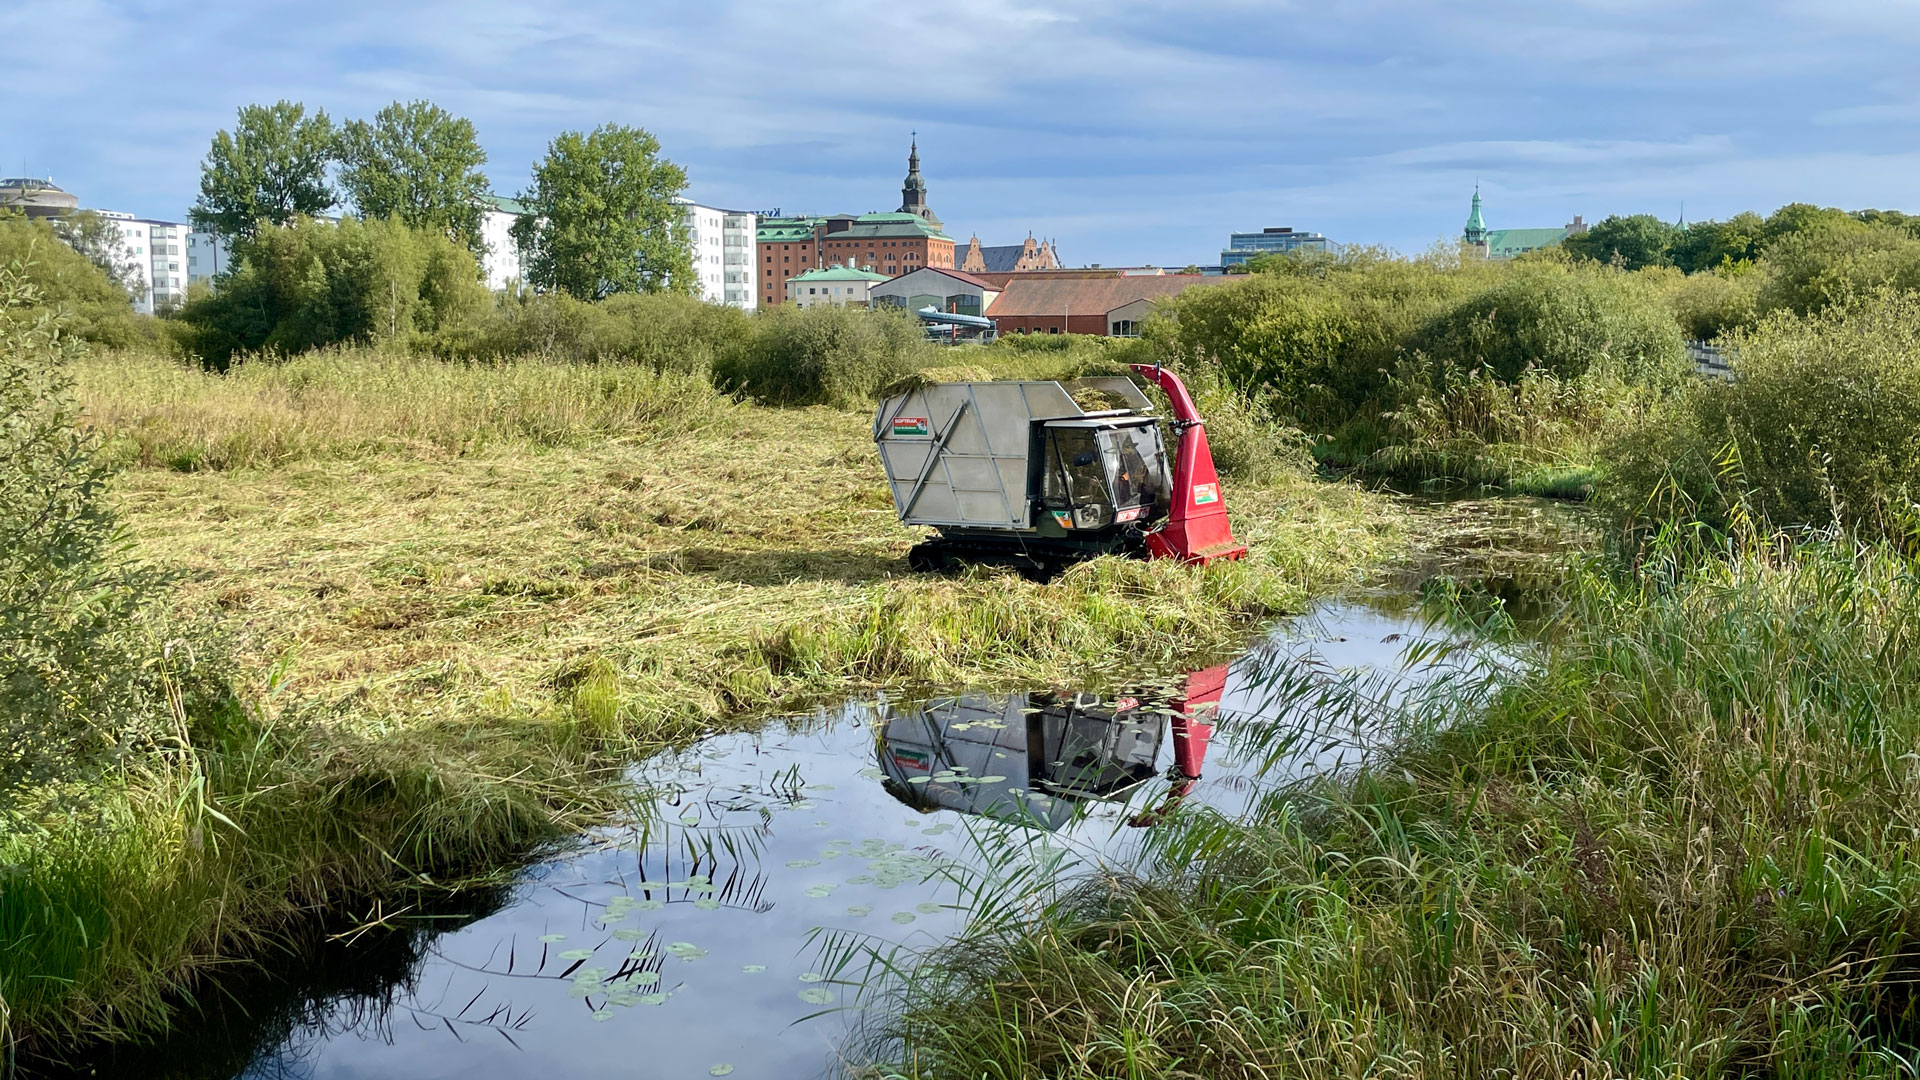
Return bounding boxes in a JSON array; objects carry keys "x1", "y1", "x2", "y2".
[{"x1": 898, "y1": 135, "x2": 941, "y2": 229}]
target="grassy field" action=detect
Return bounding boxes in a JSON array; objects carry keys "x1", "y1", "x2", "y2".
[{"x1": 1, "y1": 349, "x2": 1410, "y2": 1056}]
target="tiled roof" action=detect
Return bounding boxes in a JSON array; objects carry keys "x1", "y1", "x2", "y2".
[
  {"x1": 821, "y1": 219, "x2": 952, "y2": 241},
  {"x1": 972, "y1": 244, "x2": 1033, "y2": 273},
  {"x1": 1485, "y1": 228, "x2": 1568, "y2": 257},
  {"x1": 757, "y1": 216, "x2": 826, "y2": 242},
  {"x1": 789, "y1": 265, "x2": 891, "y2": 283},
  {"x1": 479, "y1": 194, "x2": 530, "y2": 215},
  {"x1": 881, "y1": 266, "x2": 1001, "y2": 290},
  {"x1": 984, "y1": 275, "x2": 1225, "y2": 319}
]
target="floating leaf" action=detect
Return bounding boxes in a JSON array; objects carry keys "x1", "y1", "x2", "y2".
[
  {"x1": 798, "y1": 972, "x2": 825, "y2": 982},
  {"x1": 593, "y1": 1009, "x2": 614, "y2": 1022},
  {"x1": 786, "y1": 859, "x2": 820, "y2": 869},
  {"x1": 693, "y1": 898, "x2": 721, "y2": 910},
  {"x1": 633, "y1": 971, "x2": 661, "y2": 986},
  {"x1": 916, "y1": 902, "x2": 944, "y2": 914},
  {"x1": 979, "y1": 775, "x2": 1007, "y2": 783},
  {"x1": 907, "y1": 776, "x2": 930, "y2": 784},
  {"x1": 680, "y1": 813, "x2": 700, "y2": 826},
  {"x1": 858, "y1": 768, "x2": 887, "y2": 780},
  {"x1": 612, "y1": 928, "x2": 647, "y2": 942},
  {"x1": 710, "y1": 1067, "x2": 735, "y2": 1077},
  {"x1": 891, "y1": 911, "x2": 917, "y2": 925},
  {"x1": 803, "y1": 783, "x2": 835, "y2": 792},
  {"x1": 846, "y1": 905, "x2": 872, "y2": 917},
  {"x1": 634, "y1": 899, "x2": 664, "y2": 911},
  {"x1": 558, "y1": 949, "x2": 595, "y2": 961},
  {"x1": 639, "y1": 992, "x2": 669, "y2": 1006},
  {"x1": 539, "y1": 933, "x2": 567, "y2": 943},
  {"x1": 804, "y1": 884, "x2": 835, "y2": 898},
  {"x1": 799, "y1": 987, "x2": 834, "y2": 1005},
  {"x1": 742, "y1": 964, "x2": 767, "y2": 974}
]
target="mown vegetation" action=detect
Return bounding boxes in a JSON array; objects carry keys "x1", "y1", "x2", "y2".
[{"x1": 0, "y1": 248, "x2": 1404, "y2": 1060}]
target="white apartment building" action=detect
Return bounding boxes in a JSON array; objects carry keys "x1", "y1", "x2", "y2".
[
  {"x1": 186, "y1": 229, "x2": 231, "y2": 287},
  {"x1": 97, "y1": 212, "x2": 189, "y2": 314},
  {"x1": 675, "y1": 198, "x2": 756, "y2": 311},
  {"x1": 476, "y1": 195, "x2": 529, "y2": 292}
]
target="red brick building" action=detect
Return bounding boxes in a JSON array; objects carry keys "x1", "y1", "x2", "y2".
[
  {"x1": 956, "y1": 234, "x2": 1061, "y2": 273},
  {"x1": 755, "y1": 140, "x2": 956, "y2": 305}
]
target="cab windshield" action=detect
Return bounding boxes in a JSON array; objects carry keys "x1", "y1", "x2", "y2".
[
  {"x1": 1099, "y1": 424, "x2": 1166, "y2": 509},
  {"x1": 1041, "y1": 429, "x2": 1108, "y2": 507}
]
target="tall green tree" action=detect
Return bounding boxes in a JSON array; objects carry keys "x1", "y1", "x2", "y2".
[
  {"x1": 49, "y1": 211, "x2": 141, "y2": 298},
  {"x1": 338, "y1": 100, "x2": 491, "y2": 258},
  {"x1": 512, "y1": 124, "x2": 691, "y2": 299},
  {"x1": 1669, "y1": 211, "x2": 1764, "y2": 273},
  {"x1": 1562, "y1": 214, "x2": 1678, "y2": 270},
  {"x1": 190, "y1": 101, "x2": 338, "y2": 242}
]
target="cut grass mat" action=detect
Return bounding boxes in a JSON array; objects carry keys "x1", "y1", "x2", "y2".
[{"x1": 5, "y1": 350, "x2": 1409, "y2": 1055}]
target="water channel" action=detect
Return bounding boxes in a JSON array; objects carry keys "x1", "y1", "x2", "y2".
[{"x1": 70, "y1": 499, "x2": 1577, "y2": 1080}]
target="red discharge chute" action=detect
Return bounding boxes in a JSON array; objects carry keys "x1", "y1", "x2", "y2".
[{"x1": 1128, "y1": 364, "x2": 1249, "y2": 564}]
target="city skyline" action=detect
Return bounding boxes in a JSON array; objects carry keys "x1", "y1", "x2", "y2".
[{"x1": 6, "y1": 1, "x2": 1917, "y2": 266}]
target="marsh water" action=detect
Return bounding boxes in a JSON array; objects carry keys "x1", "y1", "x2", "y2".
[{"x1": 74, "y1": 499, "x2": 1578, "y2": 1080}]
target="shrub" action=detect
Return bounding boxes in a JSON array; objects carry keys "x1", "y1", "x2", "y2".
[
  {"x1": 712, "y1": 303, "x2": 930, "y2": 407},
  {"x1": 1754, "y1": 220, "x2": 1920, "y2": 319},
  {"x1": 176, "y1": 216, "x2": 491, "y2": 367},
  {"x1": 0, "y1": 213, "x2": 154, "y2": 348},
  {"x1": 1604, "y1": 289, "x2": 1920, "y2": 540},
  {"x1": 1659, "y1": 264, "x2": 1760, "y2": 341},
  {"x1": 0, "y1": 270, "x2": 176, "y2": 800},
  {"x1": 1411, "y1": 261, "x2": 1689, "y2": 386},
  {"x1": 445, "y1": 289, "x2": 748, "y2": 375}
]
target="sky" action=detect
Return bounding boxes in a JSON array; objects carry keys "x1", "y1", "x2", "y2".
[{"x1": 4, "y1": 0, "x2": 1917, "y2": 266}]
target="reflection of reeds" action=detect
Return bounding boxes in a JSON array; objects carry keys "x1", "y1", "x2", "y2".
[{"x1": 846, "y1": 534, "x2": 1920, "y2": 1078}]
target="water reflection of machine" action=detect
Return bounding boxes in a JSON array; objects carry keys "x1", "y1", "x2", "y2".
[{"x1": 873, "y1": 665, "x2": 1227, "y2": 830}]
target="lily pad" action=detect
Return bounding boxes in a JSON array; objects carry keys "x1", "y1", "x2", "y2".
[
  {"x1": 846, "y1": 905, "x2": 873, "y2": 917},
  {"x1": 785, "y1": 858, "x2": 820, "y2": 869},
  {"x1": 558, "y1": 948, "x2": 595, "y2": 961},
  {"x1": 891, "y1": 911, "x2": 917, "y2": 925},
  {"x1": 639, "y1": 992, "x2": 668, "y2": 1006},
  {"x1": 799, "y1": 987, "x2": 834, "y2": 1005},
  {"x1": 710, "y1": 1067, "x2": 735, "y2": 1077},
  {"x1": 916, "y1": 902, "x2": 944, "y2": 914},
  {"x1": 592, "y1": 1009, "x2": 614, "y2": 1022},
  {"x1": 693, "y1": 898, "x2": 721, "y2": 910},
  {"x1": 742, "y1": 964, "x2": 767, "y2": 974},
  {"x1": 539, "y1": 933, "x2": 567, "y2": 943}
]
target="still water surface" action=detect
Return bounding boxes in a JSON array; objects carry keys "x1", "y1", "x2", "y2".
[{"x1": 113, "y1": 598, "x2": 1508, "y2": 1080}]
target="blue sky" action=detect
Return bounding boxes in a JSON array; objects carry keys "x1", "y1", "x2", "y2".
[{"x1": 5, "y1": 0, "x2": 1917, "y2": 266}]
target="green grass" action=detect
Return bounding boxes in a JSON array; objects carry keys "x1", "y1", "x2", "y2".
[
  {"x1": 859, "y1": 533, "x2": 1920, "y2": 1078},
  {"x1": 0, "y1": 348, "x2": 1410, "y2": 1057}
]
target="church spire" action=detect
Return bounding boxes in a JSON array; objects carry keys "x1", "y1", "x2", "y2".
[{"x1": 899, "y1": 133, "x2": 940, "y2": 228}]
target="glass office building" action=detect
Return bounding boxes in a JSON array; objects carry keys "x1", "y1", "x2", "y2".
[{"x1": 1220, "y1": 226, "x2": 1337, "y2": 266}]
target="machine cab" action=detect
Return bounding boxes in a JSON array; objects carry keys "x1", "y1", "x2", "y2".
[{"x1": 1036, "y1": 418, "x2": 1171, "y2": 532}]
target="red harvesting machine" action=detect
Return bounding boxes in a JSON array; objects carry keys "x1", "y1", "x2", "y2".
[{"x1": 873, "y1": 365, "x2": 1247, "y2": 578}]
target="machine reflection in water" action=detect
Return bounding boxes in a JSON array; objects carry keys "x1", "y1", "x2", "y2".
[{"x1": 874, "y1": 665, "x2": 1230, "y2": 831}]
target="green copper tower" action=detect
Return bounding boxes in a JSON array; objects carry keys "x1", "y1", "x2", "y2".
[{"x1": 1464, "y1": 186, "x2": 1488, "y2": 247}]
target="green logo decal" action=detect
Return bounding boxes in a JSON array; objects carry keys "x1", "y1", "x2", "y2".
[{"x1": 892, "y1": 416, "x2": 930, "y2": 436}]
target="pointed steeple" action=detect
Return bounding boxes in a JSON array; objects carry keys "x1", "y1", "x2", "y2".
[
  {"x1": 899, "y1": 133, "x2": 940, "y2": 228},
  {"x1": 1464, "y1": 185, "x2": 1488, "y2": 246}
]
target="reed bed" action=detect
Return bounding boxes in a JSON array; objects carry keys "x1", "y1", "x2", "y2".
[{"x1": 862, "y1": 534, "x2": 1920, "y2": 1078}]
